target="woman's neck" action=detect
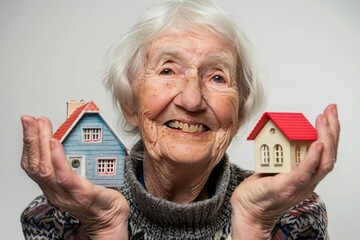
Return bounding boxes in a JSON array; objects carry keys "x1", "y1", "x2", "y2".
[{"x1": 142, "y1": 153, "x2": 214, "y2": 204}]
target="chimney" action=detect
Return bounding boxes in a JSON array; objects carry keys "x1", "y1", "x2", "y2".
[{"x1": 66, "y1": 100, "x2": 85, "y2": 118}]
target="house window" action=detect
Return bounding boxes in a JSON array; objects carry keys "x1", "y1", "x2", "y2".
[
  {"x1": 260, "y1": 145, "x2": 270, "y2": 165},
  {"x1": 295, "y1": 146, "x2": 301, "y2": 165},
  {"x1": 67, "y1": 155, "x2": 85, "y2": 177},
  {"x1": 270, "y1": 128, "x2": 276, "y2": 135},
  {"x1": 83, "y1": 128, "x2": 102, "y2": 142},
  {"x1": 97, "y1": 158, "x2": 116, "y2": 175},
  {"x1": 274, "y1": 144, "x2": 283, "y2": 165}
]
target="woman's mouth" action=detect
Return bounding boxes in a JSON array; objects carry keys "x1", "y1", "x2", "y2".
[{"x1": 165, "y1": 120, "x2": 210, "y2": 133}]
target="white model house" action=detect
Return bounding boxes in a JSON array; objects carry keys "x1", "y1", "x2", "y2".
[{"x1": 247, "y1": 112, "x2": 317, "y2": 173}]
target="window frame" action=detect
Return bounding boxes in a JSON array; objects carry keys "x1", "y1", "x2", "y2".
[
  {"x1": 274, "y1": 144, "x2": 284, "y2": 166},
  {"x1": 82, "y1": 127, "x2": 102, "y2": 143},
  {"x1": 260, "y1": 144, "x2": 270, "y2": 166},
  {"x1": 67, "y1": 155, "x2": 85, "y2": 176},
  {"x1": 295, "y1": 146, "x2": 301, "y2": 165},
  {"x1": 96, "y1": 158, "x2": 117, "y2": 175}
]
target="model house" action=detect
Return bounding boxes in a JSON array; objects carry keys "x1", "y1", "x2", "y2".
[
  {"x1": 54, "y1": 100, "x2": 127, "y2": 187},
  {"x1": 247, "y1": 112, "x2": 317, "y2": 173}
]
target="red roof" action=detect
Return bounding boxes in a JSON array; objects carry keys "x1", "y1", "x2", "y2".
[
  {"x1": 53, "y1": 101, "x2": 100, "y2": 142},
  {"x1": 247, "y1": 112, "x2": 317, "y2": 141}
]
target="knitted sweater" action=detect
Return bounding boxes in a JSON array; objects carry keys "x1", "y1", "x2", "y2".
[{"x1": 21, "y1": 143, "x2": 329, "y2": 239}]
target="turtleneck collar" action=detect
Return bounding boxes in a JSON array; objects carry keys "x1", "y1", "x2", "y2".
[{"x1": 122, "y1": 141, "x2": 235, "y2": 238}]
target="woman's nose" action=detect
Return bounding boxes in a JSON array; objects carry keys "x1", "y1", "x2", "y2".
[{"x1": 173, "y1": 75, "x2": 206, "y2": 112}]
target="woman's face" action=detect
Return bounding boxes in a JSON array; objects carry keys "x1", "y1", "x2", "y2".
[{"x1": 131, "y1": 27, "x2": 240, "y2": 168}]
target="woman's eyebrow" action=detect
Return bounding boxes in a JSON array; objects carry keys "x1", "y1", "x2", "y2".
[
  {"x1": 151, "y1": 48, "x2": 187, "y2": 64},
  {"x1": 151, "y1": 47, "x2": 235, "y2": 70},
  {"x1": 202, "y1": 53, "x2": 236, "y2": 70}
]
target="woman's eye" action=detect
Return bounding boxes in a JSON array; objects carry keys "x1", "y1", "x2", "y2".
[
  {"x1": 160, "y1": 68, "x2": 174, "y2": 75},
  {"x1": 211, "y1": 75, "x2": 225, "y2": 83}
]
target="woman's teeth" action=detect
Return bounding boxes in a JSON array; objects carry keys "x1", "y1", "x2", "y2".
[{"x1": 166, "y1": 120, "x2": 208, "y2": 133}]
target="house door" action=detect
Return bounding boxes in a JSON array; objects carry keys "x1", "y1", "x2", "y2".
[{"x1": 68, "y1": 156, "x2": 85, "y2": 177}]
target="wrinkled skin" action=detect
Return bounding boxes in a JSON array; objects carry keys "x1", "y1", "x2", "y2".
[
  {"x1": 231, "y1": 104, "x2": 340, "y2": 239},
  {"x1": 124, "y1": 28, "x2": 241, "y2": 203},
  {"x1": 21, "y1": 26, "x2": 340, "y2": 238},
  {"x1": 21, "y1": 116, "x2": 129, "y2": 240}
]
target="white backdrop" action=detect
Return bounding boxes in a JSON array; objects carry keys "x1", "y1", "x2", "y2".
[{"x1": 1, "y1": 0, "x2": 359, "y2": 238}]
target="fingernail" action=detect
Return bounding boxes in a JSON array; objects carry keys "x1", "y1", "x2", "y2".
[
  {"x1": 21, "y1": 116, "x2": 28, "y2": 128},
  {"x1": 316, "y1": 142, "x2": 324, "y2": 152},
  {"x1": 332, "y1": 104, "x2": 338, "y2": 117},
  {"x1": 50, "y1": 139, "x2": 57, "y2": 150},
  {"x1": 321, "y1": 115, "x2": 329, "y2": 126},
  {"x1": 38, "y1": 118, "x2": 45, "y2": 130},
  {"x1": 21, "y1": 116, "x2": 34, "y2": 131}
]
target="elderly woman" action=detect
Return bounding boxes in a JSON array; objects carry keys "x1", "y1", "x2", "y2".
[{"x1": 21, "y1": 0, "x2": 339, "y2": 239}]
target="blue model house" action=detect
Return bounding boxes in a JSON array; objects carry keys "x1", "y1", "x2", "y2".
[{"x1": 54, "y1": 100, "x2": 127, "y2": 188}]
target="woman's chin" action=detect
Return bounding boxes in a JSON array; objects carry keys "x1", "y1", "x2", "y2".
[{"x1": 159, "y1": 142, "x2": 220, "y2": 166}]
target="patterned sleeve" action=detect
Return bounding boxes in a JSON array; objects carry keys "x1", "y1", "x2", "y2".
[
  {"x1": 21, "y1": 195, "x2": 89, "y2": 240},
  {"x1": 271, "y1": 192, "x2": 329, "y2": 240}
]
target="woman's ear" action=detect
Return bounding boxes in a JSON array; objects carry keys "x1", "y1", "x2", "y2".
[{"x1": 120, "y1": 102, "x2": 139, "y2": 127}]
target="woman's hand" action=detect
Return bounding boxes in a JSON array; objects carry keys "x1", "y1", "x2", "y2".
[
  {"x1": 21, "y1": 116, "x2": 129, "y2": 239},
  {"x1": 231, "y1": 104, "x2": 340, "y2": 239}
]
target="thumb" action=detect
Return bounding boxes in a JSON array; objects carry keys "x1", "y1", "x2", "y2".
[
  {"x1": 290, "y1": 141, "x2": 323, "y2": 186},
  {"x1": 50, "y1": 138, "x2": 82, "y2": 189}
]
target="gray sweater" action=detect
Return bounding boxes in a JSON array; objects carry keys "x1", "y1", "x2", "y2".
[
  {"x1": 21, "y1": 141, "x2": 328, "y2": 239},
  {"x1": 123, "y1": 146, "x2": 241, "y2": 239}
]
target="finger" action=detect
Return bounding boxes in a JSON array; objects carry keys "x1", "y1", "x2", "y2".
[
  {"x1": 324, "y1": 104, "x2": 340, "y2": 136},
  {"x1": 21, "y1": 116, "x2": 40, "y2": 176},
  {"x1": 313, "y1": 114, "x2": 335, "y2": 180},
  {"x1": 323, "y1": 104, "x2": 340, "y2": 157},
  {"x1": 30, "y1": 138, "x2": 73, "y2": 208},
  {"x1": 290, "y1": 141, "x2": 324, "y2": 186},
  {"x1": 38, "y1": 117, "x2": 55, "y2": 179},
  {"x1": 50, "y1": 138, "x2": 83, "y2": 191}
]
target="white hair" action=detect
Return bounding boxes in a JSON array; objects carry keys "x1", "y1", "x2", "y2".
[{"x1": 104, "y1": 0, "x2": 266, "y2": 134}]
